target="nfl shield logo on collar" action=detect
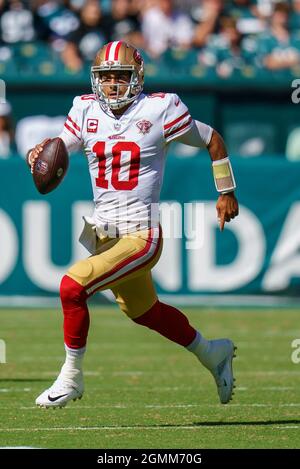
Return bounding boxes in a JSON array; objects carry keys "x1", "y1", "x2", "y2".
[
  {"x1": 136, "y1": 119, "x2": 152, "y2": 135},
  {"x1": 87, "y1": 119, "x2": 99, "y2": 133}
]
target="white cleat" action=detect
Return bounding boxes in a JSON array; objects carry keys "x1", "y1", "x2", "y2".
[
  {"x1": 35, "y1": 370, "x2": 84, "y2": 409},
  {"x1": 200, "y1": 339, "x2": 237, "y2": 404}
]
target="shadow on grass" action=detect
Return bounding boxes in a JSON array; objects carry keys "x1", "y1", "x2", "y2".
[
  {"x1": 93, "y1": 420, "x2": 300, "y2": 428},
  {"x1": 193, "y1": 420, "x2": 300, "y2": 427},
  {"x1": 58, "y1": 420, "x2": 300, "y2": 428}
]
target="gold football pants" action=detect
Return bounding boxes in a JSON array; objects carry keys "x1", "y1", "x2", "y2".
[{"x1": 66, "y1": 225, "x2": 163, "y2": 319}]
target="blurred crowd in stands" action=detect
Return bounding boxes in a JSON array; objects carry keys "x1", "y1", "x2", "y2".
[
  {"x1": 0, "y1": 0, "x2": 300, "y2": 73},
  {"x1": 1, "y1": 0, "x2": 300, "y2": 159}
]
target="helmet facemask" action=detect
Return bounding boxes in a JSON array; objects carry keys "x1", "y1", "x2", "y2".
[{"x1": 91, "y1": 65, "x2": 143, "y2": 110}]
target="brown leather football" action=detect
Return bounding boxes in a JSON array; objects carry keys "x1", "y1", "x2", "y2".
[{"x1": 33, "y1": 137, "x2": 69, "y2": 194}]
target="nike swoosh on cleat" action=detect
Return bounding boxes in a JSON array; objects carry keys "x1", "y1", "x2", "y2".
[{"x1": 47, "y1": 393, "x2": 69, "y2": 402}]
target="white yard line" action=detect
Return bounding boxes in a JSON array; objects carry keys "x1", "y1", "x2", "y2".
[
  {"x1": 5, "y1": 369, "x2": 300, "y2": 377},
  {"x1": 2, "y1": 420, "x2": 300, "y2": 433},
  {"x1": 276, "y1": 426, "x2": 300, "y2": 429},
  {"x1": 0, "y1": 385, "x2": 296, "y2": 394},
  {"x1": 0, "y1": 402, "x2": 297, "y2": 410},
  {"x1": 0, "y1": 388, "x2": 32, "y2": 393},
  {"x1": 0, "y1": 446, "x2": 40, "y2": 449},
  {"x1": 0, "y1": 426, "x2": 200, "y2": 432}
]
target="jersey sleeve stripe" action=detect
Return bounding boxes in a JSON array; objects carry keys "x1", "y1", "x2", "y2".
[
  {"x1": 164, "y1": 111, "x2": 190, "y2": 130},
  {"x1": 67, "y1": 115, "x2": 81, "y2": 131},
  {"x1": 80, "y1": 94, "x2": 96, "y2": 100},
  {"x1": 164, "y1": 117, "x2": 193, "y2": 139},
  {"x1": 64, "y1": 123, "x2": 81, "y2": 140}
]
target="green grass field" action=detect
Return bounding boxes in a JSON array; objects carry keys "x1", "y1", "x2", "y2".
[{"x1": 0, "y1": 306, "x2": 300, "y2": 449}]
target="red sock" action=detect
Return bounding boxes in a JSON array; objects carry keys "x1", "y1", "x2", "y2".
[
  {"x1": 60, "y1": 275, "x2": 89, "y2": 349},
  {"x1": 133, "y1": 300, "x2": 197, "y2": 347}
]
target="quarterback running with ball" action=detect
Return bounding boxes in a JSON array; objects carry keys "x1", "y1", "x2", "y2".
[{"x1": 28, "y1": 41, "x2": 239, "y2": 408}]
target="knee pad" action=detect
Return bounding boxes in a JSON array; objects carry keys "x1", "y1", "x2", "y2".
[
  {"x1": 67, "y1": 259, "x2": 94, "y2": 285},
  {"x1": 60, "y1": 275, "x2": 87, "y2": 306}
]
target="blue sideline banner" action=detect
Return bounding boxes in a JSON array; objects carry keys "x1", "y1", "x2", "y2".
[{"x1": 1, "y1": 154, "x2": 300, "y2": 300}]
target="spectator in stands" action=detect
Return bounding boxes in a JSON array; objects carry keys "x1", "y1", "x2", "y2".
[
  {"x1": 286, "y1": 126, "x2": 300, "y2": 161},
  {"x1": 199, "y1": 16, "x2": 255, "y2": 78},
  {"x1": 0, "y1": 101, "x2": 14, "y2": 158},
  {"x1": 61, "y1": 0, "x2": 107, "y2": 71},
  {"x1": 101, "y1": 0, "x2": 144, "y2": 50},
  {"x1": 192, "y1": 0, "x2": 225, "y2": 48},
  {"x1": 257, "y1": 2, "x2": 300, "y2": 71},
  {"x1": 142, "y1": 0, "x2": 194, "y2": 57},
  {"x1": 290, "y1": 0, "x2": 300, "y2": 31},
  {"x1": 67, "y1": 0, "x2": 86, "y2": 15},
  {"x1": 0, "y1": 0, "x2": 36, "y2": 44},
  {"x1": 33, "y1": 0, "x2": 80, "y2": 48},
  {"x1": 224, "y1": 0, "x2": 265, "y2": 35}
]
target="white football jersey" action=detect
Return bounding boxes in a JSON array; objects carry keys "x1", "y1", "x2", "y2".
[{"x1": 59, "y1": 92, "x2": 198, "y2": 235}]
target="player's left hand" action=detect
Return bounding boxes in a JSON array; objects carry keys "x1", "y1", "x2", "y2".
[{"x1": 216, "y1": 192, "x2": 239, "y2": 231}]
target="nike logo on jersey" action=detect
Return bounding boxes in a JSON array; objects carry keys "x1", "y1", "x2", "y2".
[
  {"x1": 47, "y1": 393, "x2": 69, "y2": 402},
  {"x1": 175, "y1": 98, "x2": 180, "y2": 106}
]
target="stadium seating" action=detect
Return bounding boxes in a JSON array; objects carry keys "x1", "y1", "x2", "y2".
[{"x1": 224, "y1": 122, "x2": 277, "y2": 157}]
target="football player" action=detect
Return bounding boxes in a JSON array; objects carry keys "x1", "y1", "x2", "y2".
[{"x1": 28, "y1": 41, "x2": 239, "y2": 408}]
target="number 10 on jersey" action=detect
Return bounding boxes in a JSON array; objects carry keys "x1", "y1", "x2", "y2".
[{"x1": 93, "y1": 141, "x2": 140, "y2": 190}]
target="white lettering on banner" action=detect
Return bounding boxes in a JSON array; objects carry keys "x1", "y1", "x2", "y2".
[
  {"x1": 23, "y1": 202, "x2": 69, "y2": 291},
  {"x1": 72, "y1": 201, "x2": 95, "y2": 260},
  {"x1": 152, "y1": 202, "x2": 182, "y2": 290},
  {"x1": 262, "y1": 202, "x2": 300, "y2": 291},
  {"x1": 187, "y1": 203, "x2": 265, "y2": 291},
  {"x1": 0, "y1": 200, "x2": 299, "y2": 294},
  {"x1": 23, "y1": 201, "x2": 93, "y2": 292},
  {"x1": 0, "y1": 209, "x2": 18, "y2": 283}
]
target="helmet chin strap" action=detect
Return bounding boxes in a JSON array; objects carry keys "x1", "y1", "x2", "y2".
[
  {"x1": 91, "y1": 70, "x2": 142, "y2": 110},
  {"x1": 100, "y1": 83, "x2": 139, "y2": 110},
  {"x1": 106, "y1": 84, "x2": 131, "y2": 109}
]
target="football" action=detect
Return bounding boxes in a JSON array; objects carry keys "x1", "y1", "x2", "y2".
[{"x1": 32, "y1": 137, "x2": 69, "y2": 194}]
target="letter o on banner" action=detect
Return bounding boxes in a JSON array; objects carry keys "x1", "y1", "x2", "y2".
[{"x1": 0, "y1": 209, "x2": 18, "y2": 283}]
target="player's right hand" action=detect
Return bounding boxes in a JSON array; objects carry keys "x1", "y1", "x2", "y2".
[
  {"x1": 28, "y1": 138, "x2": 51, "y2": 174},
  {"x1": 216, "y1": 192, "x2": 239, "y2": 231}
]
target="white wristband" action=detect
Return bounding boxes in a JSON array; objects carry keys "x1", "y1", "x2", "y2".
[{"x1": 212, "y1": 157, "x2": 236, "y2": 194}]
